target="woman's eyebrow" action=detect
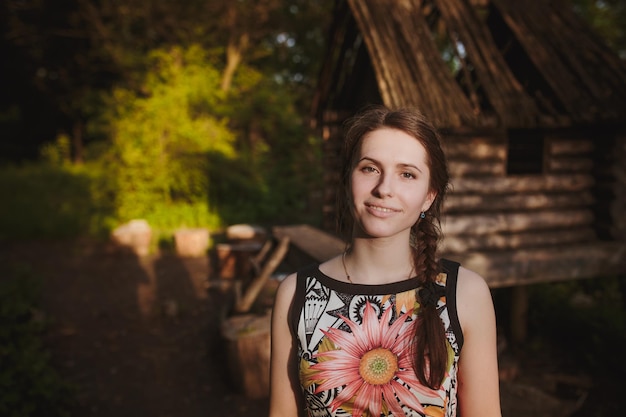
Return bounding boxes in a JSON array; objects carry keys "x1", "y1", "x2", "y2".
[
  {"x1": 399, "y1": 163, "x2": 423, "y2": 173},
  {"x1": 358, "y1": 157, "x2": 424, "y2": 173}
]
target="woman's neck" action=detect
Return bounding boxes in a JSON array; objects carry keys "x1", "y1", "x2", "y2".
[{"x1": 346, "y1": 237, "x2": 414, "y2": 285}]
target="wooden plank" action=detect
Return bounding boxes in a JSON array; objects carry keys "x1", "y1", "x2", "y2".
[
  {"x1": 440, "y1": 228, "x2": 596, "y2": 253},
  {"x1": 548, "y1": 139, "x2": 594, "y2": 156},
  {"x1": 448, "y1": 160, "x2": 505, "y2": 177},
  {"x1": 450, "y1": 174, "x2": 593, "y2": 194},
  {"x1": 435, "y1": 0, "x2": 538, "y2": 126},
  {"x1": 442, "y1": 141, "x2": 506, "y2": 160},
  {"x1": 493, "y1": 1, "x2": 626, "y2": 121},
  {"x1": 510, "y1": 286, "x2": 529, "y2": 343},
  {"x1": 273, "y1": 224, "x2": 345, "y2": 264},
  {"x1": 441, "y1": 209, "x2": 593, "y2": 235},
  {"x1": 345, "y1": 0, "x2": 476, "y2": 127},
  {"x1": 444, "y1": 191, "x2": 594, "y2": 212},
  {"x1": 547, "y1": 157, "x2": 593, "y2": 173},
  {"x1": 234, "y1": 236, "x2": 290, "y2": 314},
  {"x1": 449, "y1": 242, "x2": 626, "y2": 288}
]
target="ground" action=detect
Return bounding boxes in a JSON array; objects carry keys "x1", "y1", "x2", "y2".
[
  {"x1": 1, "y1": 239, "x2": 618, "y2": 416},
  {"x1": 3, "y1": 239, "x2": 269, "y2": 417}
]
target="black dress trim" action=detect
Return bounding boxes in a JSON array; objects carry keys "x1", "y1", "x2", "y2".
[
  {"x1": 290, "y1": 259, "x2": 465, "y2": 352},
  {"x1": 440, "y1": 258, "x2": 464, "y2": 351}
]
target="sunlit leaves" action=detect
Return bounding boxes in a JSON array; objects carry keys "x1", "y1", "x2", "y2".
[{"x1": 100, "y1": 45, "x2": 235, "y2": 225}]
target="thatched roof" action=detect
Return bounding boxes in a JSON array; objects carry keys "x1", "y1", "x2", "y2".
[{"x1": 312, "y1": 0, "x2": 626, "y2": 129}]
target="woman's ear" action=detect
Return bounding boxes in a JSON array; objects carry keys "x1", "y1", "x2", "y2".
[{"x1": 421, "y1": 191, "x2": 437, "y2": 213}]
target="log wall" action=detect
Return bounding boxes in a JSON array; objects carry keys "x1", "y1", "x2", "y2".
[{"x1": 440, "y1": 132, "x2": 600, "y2": 253}]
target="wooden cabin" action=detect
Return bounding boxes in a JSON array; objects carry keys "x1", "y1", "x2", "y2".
[{"x1": 310, "y1": 0, "x2": 626, "y2": 291}]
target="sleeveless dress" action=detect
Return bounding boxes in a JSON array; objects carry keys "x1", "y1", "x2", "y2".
[{"x1": 288, "y1": 259, "x2": 463, "y2": 417}]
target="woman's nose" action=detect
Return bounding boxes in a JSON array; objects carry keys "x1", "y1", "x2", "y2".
[{"x1": 373, "y1": 173, "x2": 393, "y2": 197}]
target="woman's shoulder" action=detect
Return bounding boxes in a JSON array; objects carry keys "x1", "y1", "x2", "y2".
[
  {"x1": 455, "y1": 266, "x2": 493, "y2": 329},
  {"x1": 457, "y1": 266, "x2": 490, "y2": 292},
  {"x1": 274, "y1": 272, "x2": 298, "y2": 312}
]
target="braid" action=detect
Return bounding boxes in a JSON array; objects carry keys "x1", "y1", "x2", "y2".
[{"x1": 412, "y1": 216, "x2": 448, "y2": 389}]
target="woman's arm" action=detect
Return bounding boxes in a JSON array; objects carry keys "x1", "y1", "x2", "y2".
[
  {"x1": 456, "y1": 267, "x2": 502, "y2": 417},
  {"x1": 269, "y1": 273, "x2": 302, "y2": 417}
]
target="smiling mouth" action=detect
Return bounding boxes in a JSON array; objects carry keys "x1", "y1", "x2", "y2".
[{"x1": 366, "y1": 204, "x2": 400, "y2": 213}]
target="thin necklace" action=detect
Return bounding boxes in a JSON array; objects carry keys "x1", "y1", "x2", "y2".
[
  {"x1": 341, "y1": 251, "x2": 414, "y2": 284},
  {"x1": 341, "y1": 251, "x2": 353, "y2": 283}
]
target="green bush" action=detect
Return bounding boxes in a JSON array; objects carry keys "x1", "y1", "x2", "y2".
[
  {"x1": 0, "y1": 162, "x2": 115, "y2": 240},
  {"x1": 0, "y1": 265, "x2": 73, "y2": 416},
  {"x1": 96, "y1": 44, "x2": 323, "y2": 230},
  {"x1": 527, "y1": 276, "x2": 626, "y2": 374},
  {"x1": 98, "y1": 45, "x2": 236, "y2": 228}
]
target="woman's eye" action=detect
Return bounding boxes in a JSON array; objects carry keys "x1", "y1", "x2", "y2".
[
  {"x1": 402, "y1": 172, "x2": 416, "y2": 179},
  {"x1": 362, "y1": 166, "x2": 378, "y2": 174}
]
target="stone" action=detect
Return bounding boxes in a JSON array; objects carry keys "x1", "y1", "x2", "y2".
[
  {"x1": 174, "y1": 228, "x2": 210, "y2": 258},
  {"x1": 111, "y1": 219, "x2": 152, "y2": 256},
  {"x1": 226, "y1": 224, "x2": 266, "y2": 242}
]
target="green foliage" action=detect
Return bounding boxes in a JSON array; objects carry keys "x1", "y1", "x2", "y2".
[
  {"x1": 97, "y1": 45, "x2": 235, "y2": 228},
  {"x1": 39, "y1": 135, "x2": 72, "y2": 167},
  {"x1": 527, "y1": 276, "x2": 626, "y2": 374},
  {"x1": 0, "y1": 160, "x2": 115, "y2": 240},
  {"x1": 0, "y1": 42, "x2": 324, "y2": 240},
  {"x1": 571, "y1": 0, "x2": 626, "y2": 57},
  {"x1": 211, "y1": 69, "x2": 324, "y2": 226},
  {"x1": 94, "y1": 44, "x2": 322, "y2": 231},
  {"x1": 0, "y1": 265, "x2": 73, "y2": 416}
]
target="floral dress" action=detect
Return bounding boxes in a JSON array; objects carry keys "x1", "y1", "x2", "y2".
[{"x1": 289, "y1": 259, "x2": 463, "y2": 417}]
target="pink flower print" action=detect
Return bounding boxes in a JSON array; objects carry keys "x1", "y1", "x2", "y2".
[{"x1": 307, "y1": 302, "x2": 440, "y2": 416}]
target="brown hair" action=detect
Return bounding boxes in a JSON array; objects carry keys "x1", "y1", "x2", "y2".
[{"x1": 336, "y1": 105, "x2": 450, "y2": 389}]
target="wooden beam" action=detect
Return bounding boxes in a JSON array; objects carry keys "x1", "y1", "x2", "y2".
[
  {"x1": 510, "y1": 286, "x2": 529, "y2": 343},
  {"x1": 345, "y1": 0, "x2": 476, "y2": 127},
  {"x1": 444, "y1": 191, "x2": 594, "y2": 212},
  {"x1": 234, "y1": 236, "x2": 290, "y2": 314},
  {"x1": 435, "y1": 0, "x2": 539, "y2": 126},
  {"x1": 548, "y1": 139, "x2": 594, "y2": 156},
  {"x1": 273, "y1": 224, "x2": 345, "y2": 264},
  {"x1": 493, "y1": 1, "x2": 626, "y2": 121},
  {"x1": 547, "y1": 157, "x2": 593, "y2": 173},
  {"x1": 448, "y1": 160, "x2": 505, "y2": 177},
  {"x1": 442, "y1": 209, "x2": 593, "y2": 235},
  {"x1": 442, "y1": 141, "x2": 506, "y2": 160},
  {"x1": 440, "y1": 228, "x2": 596, "y2": 253},
  {"x1": 450, "y1": 174, "x2": 594, "y2": 193},
  {"x1": 449, "y1": 242, "x2": 626, "y2": 288}
]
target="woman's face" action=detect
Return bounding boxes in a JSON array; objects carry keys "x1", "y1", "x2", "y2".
[{"x1": 350, "y1": 127, "x2": 436, "y2": 240}]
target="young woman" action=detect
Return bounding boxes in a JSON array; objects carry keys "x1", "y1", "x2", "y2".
[{"x1": 270, "y1": 106, "x2": 501, "y2": 417}]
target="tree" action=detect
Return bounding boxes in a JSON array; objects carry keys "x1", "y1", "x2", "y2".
[
  {"x1": 571, "y1": 0, "x2": 626, "y2": 58},
  {"x1": 2, "y1": 0, "x2": 332, "y2": 163},
  {"x1": 99, "y1": 45, "x2": 234, "y2": 227}
]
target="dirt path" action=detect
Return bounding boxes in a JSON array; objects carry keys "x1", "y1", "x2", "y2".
[{"x1": 4, "y1": 240, "x2": 269, "y2": 417}]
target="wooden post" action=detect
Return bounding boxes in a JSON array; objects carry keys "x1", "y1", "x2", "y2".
[
  {"x1": 510, "y1": 285, "x2": 529, "y2": 344},
  {"x1": 221, "y1": 311, "x2": 272, "y2": 399},
  {"x1": 234, "y1": 236, "x2": 290, "y2": 314}
]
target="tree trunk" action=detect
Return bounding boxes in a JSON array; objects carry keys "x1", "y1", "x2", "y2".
[
  {"x1": 221, "y1": 311, "x2": 272, "y2": 399},
  {"x1": 220, "y1": 3, "x2": 250, "y2": 92},
  {"x1": 221, "y1": 32, "x2": 248, "y2": 92}
]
